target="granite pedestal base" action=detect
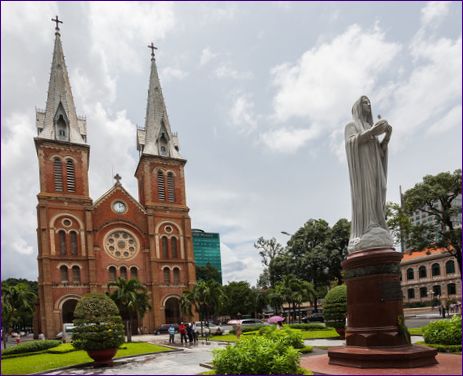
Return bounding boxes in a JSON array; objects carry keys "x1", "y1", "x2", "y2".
[{"x1": 327, "y1": 248, "x2": 437, "y2": 368}]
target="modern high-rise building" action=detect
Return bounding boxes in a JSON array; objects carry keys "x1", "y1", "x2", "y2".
[{"x1": 192, "y1": 229, "x2": 222, "y2": 284}]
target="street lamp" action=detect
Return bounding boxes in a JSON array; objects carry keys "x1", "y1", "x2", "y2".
[{"x1": 281, "y1": 231, "x2": 292, "y2": 236}]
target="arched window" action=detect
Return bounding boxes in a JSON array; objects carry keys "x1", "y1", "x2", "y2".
[
  {"x1": 56, "y1": 114, "x2": 68, "y2": 141},
  {"x1": 130, "y1": 267, "x2": 138, "y2": 280},
  {"x1": 407, "y1": 288, "x2": 415, "y2": 299},
  {"x1": 66, "y1": 159, "x2": 75, "y2": 192},
  {"x1": 59, "y1": 230, "x2": 67, "y2": 256},
  {"x1": 72, "y1": 266, "x2": 81, "y2": 283},
  {"x1": 157, "y1": 171, "x2": 165, "y2": 201},
  {"x1": 161, "y1": 237, "x2": 168, "y2": 258},
  {"x1": 167, "y1": 172, "x2": 175, "y2": 202},
  {"x1": 171, "y1": 238, "x2": 178, "y2": 258},
  {"x1": 70, "y1": 231, "x2": 78, "y2": 256},
  {"x1": 446, "y1": 260, "x2": 455, "y2": 274},
  {"x1": 163, "y1": 268, "x2": 170, "y2": 285},
  {"x1": 419, "y1": 266, "x2": 427, "y2": 278},
  {"x1": 108, "y1": 266, "x2": 116, "y2": 282},
  {"x1": 432, "y1": 285, "x2": 441, "y2": 297},
  {"x1": 54, "y1": 158, "x2": 63, "y2": 192},
  {"x1": 432, "y1": 263, "x2": 440, "y2": 276},
  {"x1": 60, "y1": 265, "x2": 68, "y2": 282},
  {"x1": 420, "y1": 287, "x2": 427, "y2": 298},
  {"x1": 447, "y1": 283, "x2": 456, "y2": 295},
  {"x1": 406, "y1": 268, "x2": 414, "y2": 280},
  {"x1": 173, "y1": 268, "x2": 180, "y2": 285},
  {"x1": 120, "y1": 266, "x2": 127, "y2": 280}
]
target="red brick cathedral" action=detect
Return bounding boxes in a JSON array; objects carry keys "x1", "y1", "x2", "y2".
[{"x1": 35, "y1": 21, "x2": 196, "y2": 338}]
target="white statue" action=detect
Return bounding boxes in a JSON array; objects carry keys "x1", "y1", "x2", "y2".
[{"x1": 345, "y1": 96, "x2": 394, "y2": 253}]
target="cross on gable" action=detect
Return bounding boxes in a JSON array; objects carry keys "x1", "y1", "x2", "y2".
[
  {"x1": 114, "y1": 174, "x2": 122, "y2": 184},
  {"x1": 51, "y1": 16, "x2": 63, "y2": 31},
  {"x1": 148, "y1": 42, "x2": 158, "y2": 58}
]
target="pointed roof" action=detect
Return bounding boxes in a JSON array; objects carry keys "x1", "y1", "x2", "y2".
[
  {"x1": 36, "y1": 20, "x2": 86, "y2": 144},
  {"x1": 137, "y1": 44, "x2": 182, "y2": 158},
  {"x1": 93, "y1": 180, "x2": 146, "y2": 215}
]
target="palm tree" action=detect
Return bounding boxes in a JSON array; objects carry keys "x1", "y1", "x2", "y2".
[{"x1": 108, "y1": 278, "x2": 151, "y2": 342}]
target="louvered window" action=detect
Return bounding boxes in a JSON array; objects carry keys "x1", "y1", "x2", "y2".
[
  {"x1": 108, "y1": 266, "x2": 116, "y2": 282},
  {"x1": 167, "y1": 172, "x2": 175, "y2": 202},
  {"x1": 161, "y1": 237, "x2": 168, "y2": 258},
  {"x1": 120, "y1": 266, "x2": 128, "y2": 280},
  {"x1": 59, "y1": 230, "x2": 67, "y2": 256},
  {"x1": 72, "y1": 266, "x2": 81, "y2": 283},
  {"x1": 60, "y1": 265, "x2": 68, "y2": 282},
  {"x1": 173, "y1": 268, "x2": 180, "y2": 285},
  {"x1": 171, "y1": 237, "x2": 178, "y2": 258},
  {"x1": 157, "y1": 171, "x2": 165, "y2": 201},
  {"x1": 66, "y1": 159, "x2": 75, "y2": 192},
  {"x1": 163, "y1": 268, "x2": 170, "y2": 285},
  {"x1": 54, "y1": 158, "x2": 63, "y2": 192},
  {"x1": 70, "y1": 232, "x2": 78, "y2": 256}
]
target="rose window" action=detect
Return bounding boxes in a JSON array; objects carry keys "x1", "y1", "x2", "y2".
[{"x1": 104, "y1": 230, "x2": 138, "y2": 260}]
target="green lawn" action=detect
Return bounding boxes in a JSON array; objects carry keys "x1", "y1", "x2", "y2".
[
  {"x1": 408, "y1": 327, "x2": 423, "y2": 336},
  {"x1": 210, "y1": 328, "x2": 339, "y2": 343},
  {"x1": 1, "y1": 342, "x2": 171, "y2": 375}
]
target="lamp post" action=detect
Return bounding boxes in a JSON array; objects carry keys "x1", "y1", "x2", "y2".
[{"x1": 281, "y1": 231, "x2": 292, "y2": 236}]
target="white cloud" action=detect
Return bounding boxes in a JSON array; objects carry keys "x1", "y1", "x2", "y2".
[
  {"x1": 229, "y1": 94, "x2": 258, "y2": 133},
  {"x1": 87, "y1": 2, "x2": 176, "y2": 74},
  {"x1": 161, "y1": 66, "x2": 188, "y2": 81},
  {"x1": 271, "y1": 24, "x2": 401, "y2": 125},
  {"x1": 215, "y1": 63, "x2": 253, "y2": 80},
  {"x1": 421, "y1": 1, "x2": 450, "y2": 25},
  {"x1": 199, "y1": 47, "x2": 218, "y2": 66},
  {"x1": 221, "y1": 242, "x2": 262, "y2": 284},
  {"x1": 426, "y1": 105, "x2": 461, "y2": 136},
  {"x1": 260, "y1": 127, "x2": 319, "y2": 153}
]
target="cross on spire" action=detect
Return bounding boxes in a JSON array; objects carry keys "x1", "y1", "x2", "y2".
[
  {"x1": 51, "y1": 15, "x2": 63, "y2": 32},
  {"x1": 147, "y1": 42, "x2": 158, "y2": 59},
  {"x1": 114, "y1": 173, "x2": 122, "y2": 185}
]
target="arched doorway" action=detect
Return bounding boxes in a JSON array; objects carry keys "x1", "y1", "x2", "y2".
[
  {"x1": 62, "y1": 299, "x2": 78, "y2": 323},
  {"x1": 164, "y1": 297, "x2": 180, "y2": 324}
]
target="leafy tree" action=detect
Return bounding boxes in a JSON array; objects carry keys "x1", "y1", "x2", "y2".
[
  {"x1": 254, "y1": 237, "x2": 284, "y2": 267},
  {"x1": 1, "y1": 280, "x2": 37, "y2": 348},
  {"x1": 107, "y1": 278, "x2": 151, "y2": 342},
  {"x1": 222, "y1": 281, "x2": 256, "y2": 317},
  {"x1": 196, "y1": 263, "x2": 222, "y2": 284},
  {"x1": 388, "y1": 170, "x2": 462, "y2": 272}
]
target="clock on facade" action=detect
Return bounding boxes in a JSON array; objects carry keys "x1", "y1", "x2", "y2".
[{"x1": 112, "y1": 201, "x2": 126, "y2": 213}]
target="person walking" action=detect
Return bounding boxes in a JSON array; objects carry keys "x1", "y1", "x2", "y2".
[
  {"x1": 191, "y1": 322, "x2": 198, "y2": 344},
  {"x1": 168, "y1": 324, "x2": 176, "y2": 344},
  {"x1": 178, "y1": 322, "x2": 187, "y2": 345},
  {"x1": 186, "y1": 323, "x2": 194, "y2": 343}
]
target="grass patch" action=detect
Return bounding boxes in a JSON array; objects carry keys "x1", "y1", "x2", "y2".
[
  {"x1": 408, "y1": 327, "x2": 423, "y2": 336},
  {"x1": 298, "y1": 345, "x2": 313, "y2": 354},
  {"x1": 1, "y1": 342, "x2": 171, "y2": 375}
]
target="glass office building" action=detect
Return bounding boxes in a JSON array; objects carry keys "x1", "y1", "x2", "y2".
[{"x1": 192, "y1": 229, "x2": 222, "y2": 284}]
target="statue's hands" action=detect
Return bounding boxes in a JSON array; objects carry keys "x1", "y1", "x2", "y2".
[{"x1": 372, "y1": 119, "x2": 389, "y2": 135}]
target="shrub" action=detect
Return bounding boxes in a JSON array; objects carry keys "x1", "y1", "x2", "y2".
[
  {"x1": 323, "y1": 285, "x2": 347, "y2": 329},
  {"x1": 422, "y1": 315, "x2": 461, "y2": 346},
  {"x1": 1, "y1": 340, "x2": 60, "y2": 356},
  {"x1": 212, "y1": 335, "x2": 303, "y2": 374},
  {"x1": 257, "y1": 326, "x2": 304, "y2": 349},
  {"x1": 288, "y1": 323, "x2": 326, "y2": 330},
  {"x1": 229, "y1": 324, "x2": 264, "y2": 334},
  {"x1": 72, "y1": 293, "x2": 125, "y2": 351}
]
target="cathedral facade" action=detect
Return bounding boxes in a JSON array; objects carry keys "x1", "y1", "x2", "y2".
[{"x1": 35, "y1": 22, "x2": 196, "y2": 338}]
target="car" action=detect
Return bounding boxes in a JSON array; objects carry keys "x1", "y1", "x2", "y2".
[
  {"x1": 302, "y1": 312, "x2": 324, "y2": 323},
  {"x1": 239, "y1": 319, "x2": 264, "y2": 326},
  {"x1": 155, "y1": 323, "x2": 178, "y2": 335},
  {"x1": 194, "y1": 321, "x2": 223, "y2": 335}
]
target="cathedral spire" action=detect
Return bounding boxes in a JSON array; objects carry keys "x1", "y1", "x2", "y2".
[
  {"x1": 137, "y1": 43, "x2": 181, "y2": 158},
  {"x1": 36, "y1": 17, "x2": 86, "y2": 144}
]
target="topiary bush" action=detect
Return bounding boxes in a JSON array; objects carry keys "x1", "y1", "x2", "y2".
[
  {"x1": 288, "y1": 323, "x2": 326, "y2": 330},
  {"x1": 72, "y1": 293, "x2": 125, "y2": 351},
  {"x1": 1, "y1": 340, "x2": 60, "y2": 356},
  {"x1": 212, "y1": 335, "x2": 303, "y2": 374},
  {"x1": 323, "y1": 285, "x2": 347, "y2": 330},
  {"x1": 422, "y1": 315, "x2": 461, "y2": 346}
]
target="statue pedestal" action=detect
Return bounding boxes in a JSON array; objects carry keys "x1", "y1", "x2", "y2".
[{"x1": 328, "y1": 248, "x2": 438, "y2": 368}]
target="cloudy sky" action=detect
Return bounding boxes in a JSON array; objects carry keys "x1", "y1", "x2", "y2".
[{"x1": 1, "y1": 1, "x2": 461, "y2": 284}]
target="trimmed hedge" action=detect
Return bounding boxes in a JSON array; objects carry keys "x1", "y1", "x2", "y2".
[
  {"x1": 288, "y1": 323, "x2": 326, "y2": 331},
  {"x1": 323, "y1": 285, "x2": 347, "y2": 330},
  {"x1": 229, "y1": 324, "x2": 264, "y2": 334},
  {"x1": 47, "y1": 343, "x2": 77, "y2": 354},
  {"x1": 422, "y1": 315, "x2": 461, "y2": 346},
  {"x1": 1, "y1": 340, "x2": 61, "y2": 356}
]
